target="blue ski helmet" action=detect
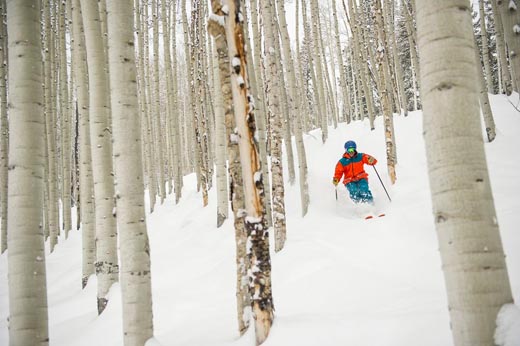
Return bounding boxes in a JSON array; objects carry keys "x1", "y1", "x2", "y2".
[{"x1": 344, "y1": 140, "x2": 357, "y2": 151}]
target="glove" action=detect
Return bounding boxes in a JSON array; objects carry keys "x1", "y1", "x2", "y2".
[
  {"x1": 332, "y1": 178, "x2": 339, "y2": 186},
  {"x1": 366, "y1": 155, "x2": 377, "y2": 165}
]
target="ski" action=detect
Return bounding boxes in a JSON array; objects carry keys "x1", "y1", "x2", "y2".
[{"x1": 364, "y1": 213, "x2": 385, "y2": 220}]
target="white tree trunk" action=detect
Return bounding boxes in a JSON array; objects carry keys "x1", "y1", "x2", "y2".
[
  {"x1": 43, "y1": 0, "x2": 59, "y2": 252},
  {"x1": 106, "y1": 1, "x2": 155, "y2": 343},
  {"x1": 496, "y1": 0, "x2": 520, "y2": 91},
  {"x1": 473, "y1": 33, "x2": 497, "y2": 143},
  {"x1": 208, "y1": 2, "x2": 250, "y2": 333},
  {"x1": 403, "y1": 3, "x2": 420, "y2": 109},
  {"x1": 278, "y1": 0, "x2": 309, "y2": 216},
  {"x1": 7, "y1": 0, "x2": 49, "y2": 344},
  {"x1": 416, "y1": 1, "x2": 514, "y2": 344},
  {"x1": 310, "y1": 0, "x2": 328, "y2": 142},
  {"x1": 263, "y1": 0, "x2": 287, "y2": 253},
  {"x1": 375, "y1": 0, "x2": 397, "y2": 183},
  {"x1": 211, "y1": 43, "x2": 229, "y2": 227},
  {"x1": 490, "y1": 0, "x2": 513, "y2": 95},
  {"x1": 141, "y1": 0, "x2": 158, "y2": 212},
  {"x1": 390, "y1": 0, "x2": 409, "y2": 116},
  {"x1": 0, "y1": 0, "x2": 7, "y2": 254},
  {"x1": 152, "y1": 0, "x2": 166, "y2": 204},
  {"x1": 80, "y1": 0, "x2": 119, "y2": 314},
  {"x1": 332, "y1": 0, "x2": 350, "y2": 121},
  {"x1": 169, "y1": 0, "x2": 183, "y2": 204},
  {"x1": 479, "y1": 0, "x2": 494, "y2": 93},
  {"x1": 249, "y1": 0, "x2": 273, "y2": 228},
  {"x1": 72, "y1": 0, "x2": 97, "y2": 289},
  {"x1": 224, "y1": 1, "x2": 274, "y2": 343},
  {"x1": 58, "y1": 0, "x2": 72, "y2": 238}
]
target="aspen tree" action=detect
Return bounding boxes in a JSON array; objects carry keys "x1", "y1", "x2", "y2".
[
  {"x1": 72, "y1": 0, "x2": 96, "y2": 289},
  {"x1": 223, "y1": 0, "x2": 274, "y2": 342},
  {"x1": 389, "y1": 0, "x2": 409, "y2": 116},
  {"x1": 106, "y1": 1, "x2": 155, "y2": 343},
  {"x1": 141, "y1": 0, "x2": 158, "y2": 212},
  {"x1": 332, "y1": 0, "x2": 351, "y2": 121},
  {"x1": 162, "y1": 1, "x2": 174, "y2": 195},
  {"x1": 310, "y1": 0, "x2": 328, "y2": 142},
  {"x1": 0, "y1": 0, "x2": 7, "y2": 254},
  {"x1": 181, "y1": 0, "x2": 199, "y2": 190},
  {"x1": 271, "y1": 9, "x2": 296, "y2": 186},
  {"x1": 479, "y1": 0, "x2": 494, "y2": 93},
  {"x1": 249, "y1": 0, "x2": 273, "y2": 227},
  {"x1": 189, "y1": 0, "x2": 209, "y2": 206},
  {"x1": 473, "y1": 33, "x2": 497, "y2": 143},
  {"x1": 170, "y1": 0, "x2": 183, "y2": 203},
  {"x1": 374, "y1": 0, "x2": 397, "y2": 183},
  {"x1": 403, "y1": 1, "x2": 420, "y2": 110},
  {"x1": 490, "y1": 0, "x2": 513, "y2": 95},
  {"x1": 80, "y1": 0, "x2": 119, "y2": 314},
  {"x1": 152, "y1": 0, "x2": 166, "y2": 204},
  {"x1": 348, "y1": 0, "x2": 376, "y2": 129},
  {"x1": 212, "y1": 43, "x2": 229, "y2": 227},
  {"x1": 347, "y1": 46, "x2": 361, "y2": 121},
  {"x1": 42, "y1": 0, "x2": 59, "y2": 252},
  {"x1": 496, "y1": 0, "x2": 520, "y2": 91},
  {"x1": 263, "y1": 0, "x2": 287, "y2": 253},
  {"x1": 317, "y1": 10, "x2": 339, "y2": 130},
  {"x1": 416, "y1": 1, "x2": 514, "y2": 344},
  {"x1": 7, "y1": 0, "x2": 49, "y2": 343},
  {"x1": 278, "y1": 0, "x2": 309, "y2": 216},
  {"x1": 208, "y1": 1, "x2": 250, "y2": 333},
  {"x1": 58, "y1": 0, "x2": 72, "y2": 238},
  {"x1": 381, "y1": 0, "x2": 400, "y2": 114},
  {"x1": 297, "y1": 0, "x2": 314, "y2": 129}
]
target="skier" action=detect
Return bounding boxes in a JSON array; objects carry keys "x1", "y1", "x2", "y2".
[{"x1": 332, "y1": 140, "x2": 377, "y2": 204}]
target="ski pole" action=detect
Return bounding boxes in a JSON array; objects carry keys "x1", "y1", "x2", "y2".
[
  {"x1": 335, "y1": 185, "x2": 338, "y2": 200},
  {"x1": 373, "y1": 165, "x2": 392, "y2": 202}
]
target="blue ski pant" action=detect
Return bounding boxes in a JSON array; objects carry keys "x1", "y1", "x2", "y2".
[{"x1": 345, "y1": 178, "x2": 373, "y2": 204}]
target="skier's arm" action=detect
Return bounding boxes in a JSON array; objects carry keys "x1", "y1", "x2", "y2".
[
  {"x1": 333, "y1": 161, "x2": 344, "y2": 185},
  {"x1": 363, "y1": 154, "x2": 377, "y2": 166}
]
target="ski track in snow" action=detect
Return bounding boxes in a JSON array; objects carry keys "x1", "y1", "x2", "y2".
[{"x1": 0, "y1": 94, "x2": 519, "y2": 346}]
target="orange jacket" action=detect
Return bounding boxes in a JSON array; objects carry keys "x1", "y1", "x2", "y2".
[{"x1": 333, "y1": 152, "x2": 377, "y2": 185}]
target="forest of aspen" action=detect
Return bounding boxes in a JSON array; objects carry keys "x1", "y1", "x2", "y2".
[{"x1": 0, "y1": 0, "x2": 519, "y2": 346}]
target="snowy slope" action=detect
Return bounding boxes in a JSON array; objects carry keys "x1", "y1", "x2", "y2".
[{"x1": 0, "y1": 94, "x2": 519, "y2": 346}]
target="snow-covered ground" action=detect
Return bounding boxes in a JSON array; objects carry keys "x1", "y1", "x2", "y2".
[{"x1": 1, "y1": 94, "x2": 519, "y2": 346}]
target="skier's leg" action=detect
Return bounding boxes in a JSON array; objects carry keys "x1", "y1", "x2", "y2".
[
  {"x1": 358, "y1": 179, "x2": 374, "y2": 204},
  {"x1": 345, "y1": 182, "x2": 360, "y2": 203}
]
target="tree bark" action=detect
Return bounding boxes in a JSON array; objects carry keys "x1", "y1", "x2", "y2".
[
  {"x1": 479, "y1": 0, "x2": 494, "y2": 93},
  {"x1": 374, "y1": 0, "x2": 397, "y2": 183},
  {"x1": 310, "y1": 0, "x2": 328, "y2": 142},
  {"x1": 80, "y1": 0, "x2": 119, "y2": 314},
  {"x1": 72, "y1": 0, "x2": 96, "y2": 290},
  {"x1": 106, "y1": 1, "x2": 155, "y2": 343},
  {"x1": 416, "y1": 1, "x2": 514, "y2": 344},
  {"x1": 490, "y1": 0, "x2": 513, "y2": 95},
  {"x1": 223, "y1": 1, "x2": 274, "y2": 343},
  {"x1": 250, "y1": 0, "x2": 273, "y2": 228},
  {"x1": 0, "y1": 0, "x2": 7, "y2": 254},
  {"x1": 473, "y1": 33, "x2": 497, "y2": 143},
  {"x1": 208, "y1": 1, "x2": 250, "y2": 334},
  {"x1": 6, "y1": 0, "x2": 49, "y2": 344},
  {"x1": 496, "y1": 0, "x2": 520, "y2": 92},
  {"x1": 263, "y1": 0, "x2": 287, "y2": 253},
  {"x1": 58, "y1": 0, "x2": 72, "y2": 238},
  {"x1": 278, "y1": 0, "x2": 309, "y2": 216},
  {"x1": 211, "y1": 42, "x2": 229, "y2": 227},
  {"x1": 43, "y1": 0, "x2": 59, "y2": 252}
]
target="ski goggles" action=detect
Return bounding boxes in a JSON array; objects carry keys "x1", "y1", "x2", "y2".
[{"x1": 346, "y1": 148, "x2": 356, "y2": 153}]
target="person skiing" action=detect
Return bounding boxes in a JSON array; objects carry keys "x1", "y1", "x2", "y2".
[{"x1": 332, "y1": 140, "x2": 377, "y2": 204}]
